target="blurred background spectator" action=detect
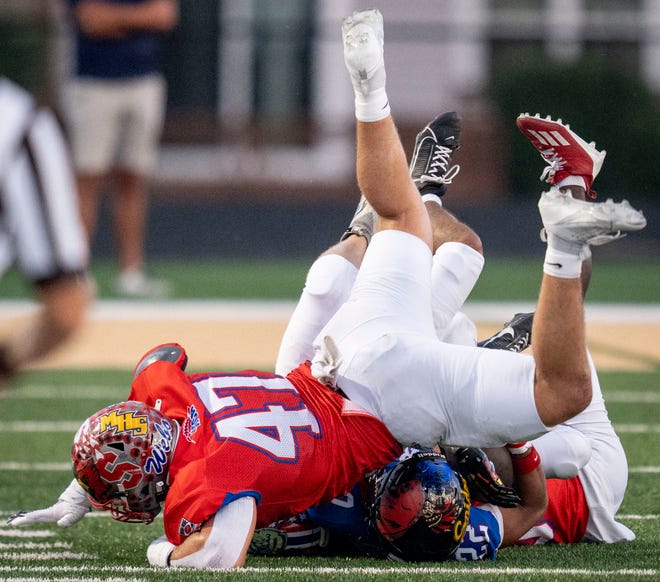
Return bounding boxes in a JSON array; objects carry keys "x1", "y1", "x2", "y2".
[
  {"x1": 65, "y1": 0, "x2": 178, "y2": 298},
  {"x1": 0, "y1": 0, "x2": 657, "y2": 268}
]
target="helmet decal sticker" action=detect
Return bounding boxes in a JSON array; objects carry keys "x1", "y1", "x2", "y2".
[{"x1": 183, "y1": 404, "x2": 201, "y2": 443}]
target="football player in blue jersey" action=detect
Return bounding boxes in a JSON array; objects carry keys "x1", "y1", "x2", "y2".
[{"x1": 248, "y1": 440, "x2": 545, "y2": 562}]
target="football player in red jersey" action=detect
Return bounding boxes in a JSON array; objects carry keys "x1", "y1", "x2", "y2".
[
  {"x1": 8, "y1": 8, "x2": 641, "y2": 567},
  {"x1": 11, "y1": 342, "x2": 404, "y2": 569}
]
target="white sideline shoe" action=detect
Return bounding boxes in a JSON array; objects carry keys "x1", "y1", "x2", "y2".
[
  {"x1": 342, "y1": 9, "x2": 385, "y2": 97},
  {"x1": 116, "y1": 270, "x2": 171, "y2": 299},
  {"x1": 538, "y1": 187, "x2": 646, "y2": 253}
]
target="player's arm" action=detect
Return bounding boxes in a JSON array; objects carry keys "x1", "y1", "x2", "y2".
[
  {"x1": 74, "y1": 0, "x2": 178, "y2": 39},
  {"x1": 450, "y1": 447, "x2": 521, "y2": 508},
  {"x1": 7, "y1": 478, "x2": 91, "y2": 528},
  {"x1": 0, "y1": 277, "x2": 90, "y2": 382},
  {"x1": 147, "y1": 497, "x2": 256, "y2": 569},
  {"x1": 498, "y1": 443, "x2": 548, "y2": 547}
]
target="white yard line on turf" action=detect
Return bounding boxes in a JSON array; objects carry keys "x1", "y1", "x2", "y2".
[
  {"x1": 0, "y1": 551, "x2": 96, "y2": 560},
  {"x1": 0, "y1": 529, "x2": 55, "y2": 537},
  {"x1": 2, "y1": 579, "x2": 141, "y2": 582},
  {"x1": 0, "y1": 565, "x2": 656, "y2": 577},
  {"x1": 0, "y1": 541, "x2": 72, "y2": 549}
]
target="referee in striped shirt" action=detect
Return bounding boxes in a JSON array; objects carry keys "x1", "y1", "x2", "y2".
[{"x1": 0, "y1": 77, "x2": 91, "y2": 383}]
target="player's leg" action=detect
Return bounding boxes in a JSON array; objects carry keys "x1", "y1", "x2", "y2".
[
  {"x1": 408, "y1": 111, "x2": 482, "y2": 253},
  {"x1": 285, "y1": 108, "x2": 482, "y2": 374},
  {"x1": 310, "y1": 10, "x2": 440, "y2": 402},
  {"x1": 343, "y1": 110, "x2": 482, "y2": 254},
  {"x1": 65, "y1": 80, "x2": 120, "y2": 245},
  {"x1": 113, "y1": 169, "x2": 149, "y2": 274},
  {"x1": 395, "y1": 121, "x2": 646, "y2": 447},
  {"x1": 311, "y1": 12, "x2": 491, "y2": 427},
  {"x1": 343, "y1": 9, "x2": 432, "y2": 248},
  {"x1": 516, "y1": 115, "x2": 646, "y2": 427},
  {"x1": 275, "y1": 235, "x2": 365, "y2": 376},
  {"x1": 405, "y1": 111, "x2": 484, "y2": 333},
  {"x1": 283, "y1": 106, "x2": 473, "y2": 377},
  {"x1": 114, "y1": 76, "x2": 169, "y2": 297},
  {"x1": 535, "y1": 350, "x2": 634, "y2": 541},
  {"x1": 344, "y1": 111, "x2": 485, "y2": 337},
  {"x1": 531, "y1": 270, "x2": 590, "y2": 427}
]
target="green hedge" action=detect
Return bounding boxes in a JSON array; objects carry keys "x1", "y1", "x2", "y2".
[
  {"x1": 489, "y1": 49, "x2": 660, "y2": 200},
  {"x1": 0, "y1": 18, "x2": 49, "y2": 93}
]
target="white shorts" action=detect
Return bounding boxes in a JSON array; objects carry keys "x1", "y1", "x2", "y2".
[
  {"x1": 66, "y1": 75, "x2": 166, "y2": 175},
  {"x1": 531, "y1": 353, "x2": 634, "y2": 542},
  {"x1": 312, "y1": 230, "x2": 545, "y2": 448},
  {"x1": 569, "y1": 355, "x2": 634, "y2": 542}
]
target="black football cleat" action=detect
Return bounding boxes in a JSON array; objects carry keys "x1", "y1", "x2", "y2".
[
  {"x1": 409, "y1": 111, "x2": 461, "y2": 197},
  {"x1": 478, "y1": 312, "x2": 534, "y2": 353}
]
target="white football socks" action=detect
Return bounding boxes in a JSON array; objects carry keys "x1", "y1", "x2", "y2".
[{"x1": 275, "y1": 254, "x2": 357, "y2": 376}]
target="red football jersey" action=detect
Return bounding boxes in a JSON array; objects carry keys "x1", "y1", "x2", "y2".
[
  {"x1": 128, "y1": 361, "x2": 401, "y2": 545},
  {"x1": 516, "y1": 476, "x2": 589, "y2": 545}
]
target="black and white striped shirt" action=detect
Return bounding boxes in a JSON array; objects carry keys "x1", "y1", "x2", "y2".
[{"x1": 0, "y1": 77, "x2": 88, "y2": 287}]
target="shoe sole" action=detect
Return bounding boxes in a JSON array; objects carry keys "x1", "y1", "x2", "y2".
[
  {"x1": 342, "y1": 16, "x2": 384, "y2": 84},
  {"x1": 517, "y1": 113, "x2": 606, "y2": 181},
  {"x1": 539, "y1": 188, "x2": 646, "y2": 242}
]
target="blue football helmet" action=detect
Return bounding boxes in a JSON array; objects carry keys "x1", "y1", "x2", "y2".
[{"x1": 366, "y1": 447, "x2": 470, "y2": 561}]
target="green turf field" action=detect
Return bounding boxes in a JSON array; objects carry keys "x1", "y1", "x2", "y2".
[
  {"x1": 0, "y1": 258, "x2": 658, "y2": 580},
  {"x1": 0, "y1": 257, "x2": 658, "y2": 302},
  {"x1": 0, "y1": 369, "x2": 658, "y2": 580}
]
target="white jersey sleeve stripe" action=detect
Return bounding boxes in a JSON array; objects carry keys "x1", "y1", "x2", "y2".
[{"x1": 25, "y1": 110, "x2": 88, "y2": 277}]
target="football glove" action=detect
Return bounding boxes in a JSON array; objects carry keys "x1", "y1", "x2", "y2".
[
  {"x1": 147, "y1": 535, "x2": 176, "y2": 567},
  {"x1": 7, "y1": 478, "x2": 91, "y2": 528},
  {"x1": 454, "y1": 447, "x2": 521, "y2": 508},
  {"x1": 249, "y1": 513, "x2": 329, "y2": 556}
]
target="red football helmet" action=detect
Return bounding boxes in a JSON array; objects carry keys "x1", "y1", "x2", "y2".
[{"x1": 71, "y1": 401, "x2": 179, "y2": 524}]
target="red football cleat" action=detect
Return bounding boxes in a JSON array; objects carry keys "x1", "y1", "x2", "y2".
[{"x1": 516, "y1": 113, "x2": 606, "y2": 198}]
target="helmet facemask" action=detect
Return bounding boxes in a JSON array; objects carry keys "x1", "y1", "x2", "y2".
[
  {"x1": 72, "y1": 401, "x2": 179, "y2": 524},
  {"x1": 367, "y1": 447, "x2": 471, "y2": 561}
]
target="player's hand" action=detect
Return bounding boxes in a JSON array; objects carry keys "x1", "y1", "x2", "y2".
[
  {"x1": 454, "y1": 447, "x2": 521, "y2": 508},
  {"x1": 147, "y1": 535, "x2": 176, "y2": 567},
  {"x1": 7, "y1": 479, "x2": 91, "y2": 528}
]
